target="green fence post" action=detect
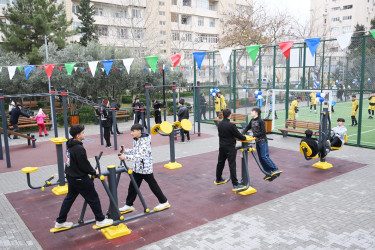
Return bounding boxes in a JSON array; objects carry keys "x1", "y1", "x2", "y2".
[
  {"x1": 302, "y1": 42, "x2": 306, "y2": 89},
  {"x1": 357, "y1": 36, "x2": 367, "y2": 146},
  {"x1": 273, "y1": 46, "x2": 276, "y2": 89},
  {"x1": 285, "y1": 57, "x2": 290, "y2": 121},
  {"x1": 258, "y1": 47, "x2": 262, "y2": 90},
  {"x1": 321, "y1": 40, "x2": 325, "y2": 92},
  {"x1": 328, "y1": 56, "x2": 331, "y2": 89},
  {"x1": 233, "y1": 50, "x2": 237, "y2": 113}
]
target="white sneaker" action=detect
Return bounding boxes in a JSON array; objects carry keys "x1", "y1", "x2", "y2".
[
  {"x1": 154, "y1": 201, "x2": 171, "y2": 211},
  {"x1": 119, "y1": 204, "x2": 135, "y2": 212},
  {"x1": 55, "y1": 221, "x2": 73, "y2": 229},
  {"x1": 96, "y1": 218, "x2": 113, "y2": 227}
]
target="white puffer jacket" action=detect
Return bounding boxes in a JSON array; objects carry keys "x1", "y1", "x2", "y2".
[{"x1": 124, "y1": 133, "x2": 153, "y2": 174}]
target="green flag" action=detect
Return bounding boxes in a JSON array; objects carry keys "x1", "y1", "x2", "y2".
[
  {"x1": 370, "y1": 29, "x2": 375, "y2": 39},
  {"x1": 17, "y1": 66, "x2": 22, "y2": 72},
  {"x1": 65, "y1": 63, "x2": 76, "y2": 75},
  {"x1": 245, "y1": 45, "x2": 260, "y2": 63},
  {"x1": 145, "y1": 56, "x2": 158, "y2": 72}
]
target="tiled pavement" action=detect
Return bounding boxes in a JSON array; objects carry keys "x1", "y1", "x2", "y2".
[{"x1": 1, "y1": 117, "x2": 375, "y2": 249}]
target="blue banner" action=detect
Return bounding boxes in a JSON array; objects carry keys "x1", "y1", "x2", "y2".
[
  {"x1": 102, "y1": 60, "x2": 114, "y2": 75},
  {"x1": 24, "y1": 65, "x2": 35, "y2": 80},
  {"x1": 193, "y1": 52, "x2": 206, "y2": 69},
  {"x1": 305, "y1": 37, "x2": 321, "y2": 57}
]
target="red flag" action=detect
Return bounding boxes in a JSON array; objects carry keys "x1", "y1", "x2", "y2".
[
  {"x1": 170, "y1": 54, "x2": 182, "y2": 67},
  {"x1": 278, "y1": 41, "x2": 294, "y2": 59},
  {"x1": 39, "y1": 65, "x2": 43, "y2": 70},
  {"x1": 58, "y1": 66, "x2": 62, "y2": 71},
  {"x1": 115, "y1": 68, "x2": 118, "y2": 72},
  {"x1": 159, "y1": 68, "x2": 162, "y2": 72},
  {"x1": 44, "y1": 64, "x2": 56, "y2": 79}
]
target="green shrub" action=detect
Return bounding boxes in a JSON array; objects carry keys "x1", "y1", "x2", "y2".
[
  {"x1": 122, "y1": 96, "x2": 133, "y2": 103},
  {"x1": 79, "y1": 106, "x2": 95, "y2": 123}
]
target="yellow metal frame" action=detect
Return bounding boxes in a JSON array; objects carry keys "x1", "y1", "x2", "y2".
[
  {"x1": 164, "y1": 162, "x2": 182, "y2": 169},
  {"x1": 151, "y1": 124, "x2": 160, "y2": 135}
]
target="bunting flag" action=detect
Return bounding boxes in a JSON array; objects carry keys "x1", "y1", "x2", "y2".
[
  {"x1": 219, "y1": 48, "x2": 232, "y2": 66},
  {"x1": 170, "y1": 54, "x2": 182, "y2": 67},
  {"x1": 370, "y1": 29, "x2": 375, "y2": 39},
  {"x1": 145, "y1": 56, "x2": 158, "y2": 72},
  {"x1": 44, "y1": 64, "x2": 55, "y2": 79},
  {"x1": 24, "y1": 65, "x2": 35, "y2": 80},
  {"x1": 305, "y1": 38, "x2": 321, "y2": 57},
  {"x1": 336, "y1": 33, "x2": 353, "y2": 50},
  {"x1": 65, "y1": 63, "x2": 76, "y2": 76},
  {"x1": 39, "y1": 65, "x2": 43, "y2": 70},
  {"x1": 122, "y1": 58, "x2": 134, "y2": 74},
  {"x1": 0, "y1": 67, "x2": 2, "y2": 72},
  {"x1": 74, "y1": 67, "x2": 78, "y2": 72},
  {"x1": 102, "y1": 60, "x2": 113, "y2": 75},
  {"x1": 8, "y1": 66, "x2": 17, "y2": 80},
  {"x1": 193, "y1": 52, "x2": 206, "y2": 69},
  {"x1": 81, "y1": 67, "x2": 85, "y2": 71},
  {"x1": 278, "y1": 41, "x2": 294, "y2": 59},
  {"x1": 245, "y1": 45, "x2": 260, "y2": 63},
  {"x1": 88, "y1": 61, "x2": 98, "y2": 77},
  {"x1": 58, "y1": 66, "x2": 62, "y2": 71},
  {"x1": 17, "y1": 66, "x2": 22, "y2": 72}
]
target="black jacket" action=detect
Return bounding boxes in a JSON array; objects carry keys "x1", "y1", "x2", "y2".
[
  {"x1": 242, "y1": 117, "x2": 267, "y2": 143},
  {"x1": 96, "y1": 108, "x2": 111, "y2": 127},
  {"x1": 9, "y1": 107, "x2": 30, "y2": 124},
  {"x1": 65, "y1": 139, "x2": 96, "y2": 178},
  {"x1": 177, "y1": 105, "x2": 189, "y2": 121},
  {"x1": 300, "y1": 137, "x2": 319, "y2": 157},
  {"x1": 153, "y1": 101, "x2": 162, "y2": 112},
  {"x1": 217, "y1": 118, "x2": 246, "y2": 148},
  {"x1": 200, "y1": 96, "x2": 207, "y2": 106}
]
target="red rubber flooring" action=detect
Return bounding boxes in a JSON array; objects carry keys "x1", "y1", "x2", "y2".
[
  {"x1": 0, "y1": 132, "x2": 212, "y2": 173},
  {"x1": 7, "y1": 147, "x2": 365, "y2": 249}
]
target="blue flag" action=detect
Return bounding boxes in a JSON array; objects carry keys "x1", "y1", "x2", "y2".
[
  {"x1": 24, "y1": 65, "x2": 35, "y2": 80},
  {"x1": 305, "y1": 38, "x2": 321, "y2": 57},
  {"x1": 102, "y1": 60, "x2": 114, "y2": 75},
  {"x1": 193, "y1": 52, "x2": 206, "y2": 69}
]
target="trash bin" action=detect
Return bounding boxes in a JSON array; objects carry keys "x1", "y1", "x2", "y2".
[{"x1": 264, "y1": 119, "x2": 272, "y2": 133}]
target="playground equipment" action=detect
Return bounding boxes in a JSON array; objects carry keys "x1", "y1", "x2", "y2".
[
  {"x1": 21, "y1": 137, "x2": 68, "y2": 194},
  {"x1": 299, "y1": 103, "x2": 346, "y2": 169},
  {"x1": 215, "y1": 135, "x2": 282, "y2": 195},
  {"x1": 50, "y1": 151, "x2": 169, "y2": 240},
  {"x1": 151, "y1": 119, "x2": 192, "y2": 169}
]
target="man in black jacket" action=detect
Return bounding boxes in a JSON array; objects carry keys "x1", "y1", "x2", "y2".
[
  {"x1": 132, "y1": 97, "x2": 142, "y2": 124},
  {"x1": 54, "y1": 125, "x2": 113, "y2": 230},
  {"x1": 215, "y1": 109, "x2": 246, "y2": 191},
  {"x1": 9, "y1": 104, "x2": 32, "y2": 139},
  {"x1": 152, "y1": 99, "x2": 162, "y2": 124},
  {"x1": 95, "y1": 106, "x2": 112, "y2": 149},
  {"x1": 177, "y1": 99, "x2": 190, "y2": 143}
]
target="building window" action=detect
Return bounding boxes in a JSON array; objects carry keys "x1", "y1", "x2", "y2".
[
  {"x1": 198, "y1": 17, "x2": 204, "y2": 26},
  {"x1": 1, "y1": 18, "x2": 6, "y2": 23},
  {"x1": 160, "y1": 30, "x2": 166, "y2": 35},
  {"x1": 331, "y1": 7, "x2": 340, "y2": 11},
  {"x1": 329, "y1": 47, "x2": 339, "y2": 52},
  {"x1": 97, "y1": 26, "x2": 108, "y2": 36},
  {"x1": 343, "y1": 15, "x2": 352, "y2": 20},
  {"x1": 184, "y1": 50, "x2": 193, "y2": 60},
  {"x1": 181, "y1": 15, "x2": 191, "y2": 25},
  {"x1": 343, "y1": 5, "x2": 352, "y2": 9},
  {"x1": 134, "y1": 49, "x2": 145, "y2": 57},
  {"x1": 160, "y1": 40, "x2": 166, "y2": 45},
  {"x1": 73, "y1": 22, "x2": 83, "y2": 32},
  {"x1": 159, "y1": 1, "x2": 165, "y2": 6},
  {"x1": 133, "y1": 29, "x2": 144, "y2": 39},
  {"x1": 117, "y1": 28, "x2": 128, "y2": 39},
  {"x1": 342, "y1": 26, "x2": 351, "y2": 32},
  {"x1": 209, "y1": 18, "x2": 215, "y2": 27},
  {"x1": 208, "y1": 35, "x2": 217, "y2": 43},
  {"x1": 183, "y1": 1, "x2": 191, "y2": 6},
  {"x1": 95, "y1": 8, "x2": 104, "y2": 16},
  {"x1": 159, "y1": 11, "x2": 165, "y2": 16},
  {"x1": 172, "y1": 32, "x2": 180, "y2": 41},
  {"x1": 209, "y1": 1, "x2": 216, "y2": 11},
  {"x1": 160, "y1": 21, "x2": 166, "y2": 25},
  {"x1": 197, "y1": 0, "x2": 209, "y2": 9},
  {"x1": 72, "y1": 4, "x2": 78, "y2": 14},
  {"x1": 0, "y1": 0, "x2": 10, "y2": 4},
  {"x1": 160, "y1": 49, "x2": 167, "y2": 54},
  {"x1": 331, "y1": 27, "x2": 340, "y2": 34},
  {"x1": 132, "y1": 8, "x2": 142, "y2": 18},
  {"x1": 184, "y1": 33, "x2": 192, "y2": 41},
  {"x1": 171, "y1": 0, "x2": 177, "y2": 5},
  {"x1": 171, "y1": 13, "x2": 178, "y2": 22},
  {"x1": 332, "y1": 17, "x2": 340, "y2": 22},
  {"x1": 113, "y1": 11, "x2": 124, "y2": 18}
]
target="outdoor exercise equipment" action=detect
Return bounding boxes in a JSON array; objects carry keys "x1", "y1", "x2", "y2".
[
  {"x1": 151, "y1": 119, "x2": 192, "y2": 169},
  {"x1": 0, "y1": 128, "x2": 36, "y2": 148},
  {"x1": 215, "y1": 136, "x2": 282, "y2": 195},
  {"x1": 51, "y1": 150, "x2": 169, "y2": 240},
  {"x1": 300, "y1": 103, "x2": 346, "y2": 169}
]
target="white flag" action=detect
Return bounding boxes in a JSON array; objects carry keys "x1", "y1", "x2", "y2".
[
  {"x1": 336, "y1": 33, "x2": 353, "y2": 50},
  {"x1": 8, "y1": 66, "x2": 17, "y2": 80},
  {"x1": 74, "y1": 67, "x2": 78, "y2": 72},
  {"x1": 122, "y1": 58, "x2": 134, "y2": 74},
  {"x1": 219, "y1": 47, "x2": 233, "y2": 66},
  {"x1": 88, "y1": 61, "x2": 98, "y2": 77}
]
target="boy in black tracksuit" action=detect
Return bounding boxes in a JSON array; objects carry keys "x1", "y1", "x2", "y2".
[
  {"x1": 177, "y1": 99, "x2": 190, "y2": 143},
  {"x1": 96, "y1": 107, "x2": 112, "y2": 148},
  {"x1": 54, "y1": 125, "x2": 112, "y2": 229},
  {"x1": 215, "y1": 109, "x2": 246, "y2": 191},
  {"x1": 152, "y1": 99, "x2": 162, "y2": 124},
  {"x1": 300, "y1": 129, "x2": 327, "y2": 158}
]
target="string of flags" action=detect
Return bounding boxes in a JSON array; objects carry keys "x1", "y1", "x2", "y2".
[{"x1": 2, "y1": 29, "x2": 375, "y2": 81}]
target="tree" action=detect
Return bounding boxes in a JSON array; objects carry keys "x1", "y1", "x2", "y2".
[
  {"x1": 0, "y1": 0, "x2": 73, "y2": 64},
  {"x1": 77, "y1": 0, "x2": 98, "y2": 46}
]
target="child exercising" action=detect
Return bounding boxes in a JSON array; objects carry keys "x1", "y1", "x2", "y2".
[
  {"x1": 118, "y1": 124, "x2": 170, "y2": 212},
  {"x1": 289, "y1": 96, "x2": 301, "y2": 120},
  {"x1": 368, "y1": 92, "x2": 375, "y2": 119},
  {"x1": 351, "y1": 95, "x2": 358, "y2": 126},
  {"x1": 242, "y1": 107, "x2": 282, "y2": 181},
  {"x1": 331, "y1": 118, "x2": 347, "y2": 147}
]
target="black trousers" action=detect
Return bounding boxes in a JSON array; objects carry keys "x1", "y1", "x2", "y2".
[
  {"x1": 154, "y1": 111, "x2": 162, "y2": 124},
  {"x1": 200, "y1": 107, "x2": 207, "y2": 120},
  {"x1": 180, "y1": 129, "x2": 190, "y2": 142},
  {"x1": 351, "y1": 116, "x2": 358, "y2": 125},
  {"x1": 56, "y1": 175, "x2": 105, "y2": 223},
  {"x1": 126, "y1": 172, "x2": 167, "y2": 206},
  {"x1": 103, "y1": 126, "x2": 111, "y2": 146},
  {"x1": 330, "y1": 136, "x2": 342, "y2": 147},
  {"x1": 216, "y1": 147, "x2": 238, "y2": 185},
  {"x1": 310, "y1": 104, "x2": 316, "y2": 110},
  {"x1": 10, "y1": 123, "x2": 19, "y2": 138}
]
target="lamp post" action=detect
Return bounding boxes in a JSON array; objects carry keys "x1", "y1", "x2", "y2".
[{"x1": 45, "y1": 33, "x2": 55, "y2": 129}]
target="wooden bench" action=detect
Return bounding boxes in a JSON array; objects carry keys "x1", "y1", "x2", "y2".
[
  {"x1": 22, "y1": 100, "x2": 38, "y2": 108},
  {"x1": 0, "y1": 128, "x2": 36, "y2": 148},
  {"x1": 212, "y1": 112, "x2": 249, "y2": 128},
  {"x1": 95, "y1": 109, "x2": 131, "y2": 122},
  {"x1": 248, "y1": 97, "x2": 257, "y2": 106},
  {"x1": 278, "y1": 119, "x2": 320, "y2": 137},
  {"x1": 8, "y1": 116, "x2": 52, "y2": 130}
]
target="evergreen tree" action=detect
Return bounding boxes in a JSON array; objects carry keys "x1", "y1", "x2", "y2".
[
  {"x1": 0, "y1": 0, "x2": 73, "y2": 65},
  {"x1": 77, "y1": 0, "x2": 98, "y2": 47}
]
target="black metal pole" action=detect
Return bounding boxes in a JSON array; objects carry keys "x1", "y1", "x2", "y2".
[
  {"x1": 50, "y1": 86, "x2": 58, "y2": 137},
  {"x1": 56, "y1": 143, "x2": 66, "y2": 186},
  {"x1": 107, "y1": 166, "x2": 120, "y2": 220},
  {"x1": 197, "y1": 81, "x2": 201, "y2": 137},
  {"x1": 163, "y1": 69, "x2": 166, "y2": 121},
  {"x1": 61, "y1": 86, "x2": 69, "y2": 139},
  {"x1": 172, "y1": 82, "x2": 176, "y2": 122},
  {"x1": 111, "y1": 98, "x2": 118, "y2": 150},
  {"x1": 0, "y1": 89, "x2": 11, "y2": 167},
  {"x1": 145, "y1": 83, "x2": 151, "y2": 134},
  {"x1": 169, "y1": 130, "x2": 176, "y2": 163}
]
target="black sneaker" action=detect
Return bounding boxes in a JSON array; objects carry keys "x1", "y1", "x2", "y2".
[
  {"x1": 214, "y1": 178, "x2": 228, "y2": 185},
  {"x1": 264, "y1": 175, "x2": 271, "y2": 181},
  {"x1": 39, "y1": 135, "x2": 44, "y2": 137},
  {"x1": 232, "y1": 184, "x2": 245, "y2": 191}
]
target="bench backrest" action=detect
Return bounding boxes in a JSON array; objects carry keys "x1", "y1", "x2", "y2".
[
  {"x1": 285, "y1": 119, "x2": 320, "y2": 130},
  {"x1": 231, "y1": 114, "x2": 248, "y2": 122}
]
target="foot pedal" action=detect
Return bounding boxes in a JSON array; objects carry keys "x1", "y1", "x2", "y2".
[
  {"x1": 153, "y1": 204, "x2": 171, "y2": 212},
  {"x1": 50, "y1": 226, "x2": 72, "y2": 233},
  {"x1": 264, "y1": 175, "x2": 272, "y2": 181},
  {"x1": 92, "y1": 222, "x2": 114, "y2": 230},
  {"x1": 120, "y1": 208, "x2": 135, "y2": 214},
  {"x1": 270, "y1": 170, "x2": 283, "y2": 177},
  {"x1": 214, "y1": 178, "x2": 229, "y2": 186}
]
